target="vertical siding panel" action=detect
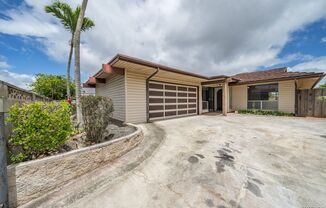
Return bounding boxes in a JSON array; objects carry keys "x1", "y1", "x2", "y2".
[
  {"x1": 230, "y1": 85, "x2": 247, "y2": 111},
  {"x1": 95, "y1": 74, "x2": 125, "y2": 121},
  {"x1": 279, "y1": 80, "x2": 295, "y2": 113},
  {"x1": 198, "y1": 85, "x2": 203, "y2": 114},
  {"x1": 314, "y1": 89, "x2": 322, "y2": 117},
  {"x1": 307, "y1": 89, "x2": 314, "y2": 116},
  {"x1": 322, "y1": 89, "x2": 326, "y2": 118},
  {"x1": 126, "y1": 71, "x2": 147, "y2": 123},
  {"x1": 124, "y1": 69, "x2": 128, "y2": 122},
  {"x1": 304, "y1": 90, "x2": 309, "y2": 115},
  {"x1": 298, "y1": 91, "x2": 302, "y2": 116}
]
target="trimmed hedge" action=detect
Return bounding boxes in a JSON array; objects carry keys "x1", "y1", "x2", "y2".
[
  {"x1": 238, "y1": 109, "x2": 294, "y2": 117},
  {"x1": 6, "y1": 101, "x2": 72, "y2": 163}
]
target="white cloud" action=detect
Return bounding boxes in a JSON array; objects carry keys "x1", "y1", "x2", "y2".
[
  {"x1": 321, "y1": 37, "x2": 326, "y2": 43},
  {"x1": 0, "y1": 61, "x2": 11, "y2": 69},
  {"x1": 290, "y1": 56, "x2": 326, "y2": 85},
  {"x1": 290, "y1": 56, "x2": 326, "y2": 73},
  {"x1": 0, "y1": 69, "x2": 35, "y2": 90},
  {"x1": 0, "y1": 56, "x2": 35, "y2": 89},
  {"x1": 0, "y1": 0, "x2": 326, "y2": 78}
]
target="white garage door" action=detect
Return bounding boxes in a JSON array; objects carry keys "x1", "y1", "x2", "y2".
[{"x1": 148, "y1": 81, "x2": 198, "y2": 121}]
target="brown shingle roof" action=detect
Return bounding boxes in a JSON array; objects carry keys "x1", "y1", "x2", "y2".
[
  {"x1": 230, "y1": 67, "x2": 324, "y2": 85},
  {"x1": 85, "y1": 54, "x2": 325, "y2": 87}
]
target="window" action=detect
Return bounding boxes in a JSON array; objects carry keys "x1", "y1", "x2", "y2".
[{"x1": 248, "y1": 84, "x2": 278, "y2": 110}]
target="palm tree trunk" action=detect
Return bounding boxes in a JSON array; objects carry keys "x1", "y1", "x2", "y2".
[
  {"x1": 67, "y1": 34, "x2": 74, "y2": 99},
  {"x1": 74, "y1": 0, "x2": 88, "y2": 125}
]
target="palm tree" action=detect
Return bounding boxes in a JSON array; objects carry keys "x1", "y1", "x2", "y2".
[
  {"x1": 74, "y1": 0, "x2": 89, "y2": 125},
  {"x1": 45, "y1": 1, "x2": 94, "y2": 99}
]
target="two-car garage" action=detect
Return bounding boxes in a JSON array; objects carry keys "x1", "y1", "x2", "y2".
[{"x1": 148, "y1": 81, "x2": 198, "y2": 121}]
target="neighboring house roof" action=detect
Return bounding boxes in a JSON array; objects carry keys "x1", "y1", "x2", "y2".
[
  {"x1": 85, "y1": 54, "x2": 325, "y2": 87},
  {"x1": 230, "y1": 67, "x2": 325, "y2": 85}
]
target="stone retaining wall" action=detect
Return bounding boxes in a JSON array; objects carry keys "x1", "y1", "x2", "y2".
[{"x1": 7, "y1": 124, "x2": 143, "y2": 208}]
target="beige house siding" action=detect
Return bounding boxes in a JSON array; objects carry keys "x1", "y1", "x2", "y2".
[
  {"x1": 95, "y1": 73, "x2": 125, "y2": 121},
  {"x1": 230, "y1": 81, "x2": 295, "y2": 113},
  {"x1": 125, "y1": 71, "x2": 147, "y2": 123},
  {"x1": 230, "y1": 85, "x2": 247, "y2": 111},
  {"x1": 278, "y1": 80, "x2": 295, "y2": 113},
  {"x1": 198, "y1": 85, "x2": 202, "y2": 114}
]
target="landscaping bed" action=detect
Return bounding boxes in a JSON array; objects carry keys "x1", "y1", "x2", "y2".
[
  {"x1": 238, "y1": 109, "x2": 295, "y2": 116},
  {"x1": 7, "y1": 96, "x2": 130, "y2": 164},
  {"x1": 51, "y1": 121, "x2": 136, "y2": 156},
  {"x1": 7, "y1": 123, "x2": 143, "y2": 208}
]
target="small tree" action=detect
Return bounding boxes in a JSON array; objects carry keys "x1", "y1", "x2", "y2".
[
  {"x1": 74, "y1": 0, "x2": 90, "y2": 125},
  {"x1": 80, "y1": 96, "x2": 114, "y2": 143},
  {"x1": 319, "y1": 83, "x2": 326, "y2": 89},
  {"x1": 30, "y1": 74, "x2": 75, "y2": 100},
  {"x1": 45, "y1": 1, "x2": 94, "y2": 98},
  {"x1": 6, "y1": 101, "x2": 72, "y2": 163}
]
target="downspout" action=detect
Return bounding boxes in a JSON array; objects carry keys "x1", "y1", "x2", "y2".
[{"x1": 146, "y1": 67, "x2": 160, "y2": 122}]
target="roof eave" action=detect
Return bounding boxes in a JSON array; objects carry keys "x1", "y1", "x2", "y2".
[
  {"x1": 311, "y1": 73, "x2": 326, "y2": 89},
  {"x1": 229, "y1": 73, "x2": 325, "y2": 86},
  {"x1": 113, "y1": 54, "x2": 209, "y2": 80}
]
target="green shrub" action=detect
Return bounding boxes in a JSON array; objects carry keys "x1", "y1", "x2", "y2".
[
  {"x1": 238, "y1": 109, "x2": 294, "y2": 117},
  {"x1": 80, "y1": 96, "x2": 114, "y2": 143},
  {"x1": 6, "y1": 101, "x2": 72, "y2": 163}
]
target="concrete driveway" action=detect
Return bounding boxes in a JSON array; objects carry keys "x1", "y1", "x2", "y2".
[{"x1": 72, "y1": 114, "x2": 326, "y2": 208}]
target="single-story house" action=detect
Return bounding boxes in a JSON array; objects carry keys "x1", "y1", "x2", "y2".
[{"x1": 84, "y1": 54, "x2": 325, "y2": 123}]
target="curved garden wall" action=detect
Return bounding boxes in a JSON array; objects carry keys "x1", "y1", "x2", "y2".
[{"x1": 7, "y1": 124, "x2": 143, "y2": 208}]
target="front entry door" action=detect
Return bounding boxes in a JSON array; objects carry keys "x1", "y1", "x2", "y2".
[{"x1": 216, "y1": 89, "x2": 223, "y2": 111}]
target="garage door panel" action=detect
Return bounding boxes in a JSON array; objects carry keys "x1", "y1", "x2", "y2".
[
  {"x1": 165, "y1": 85, "x2": 176, "y2": 90},
  {"x1": 188, "y1": 109, "x2": 196, "y2": 114},
  {"x1": 149, "y1": 98, "x2": 163, "y2": 103},
  {"x1": 177, "y1": 92, "x2": 187, "y2": 97},
  {"x1": 165, "y1": 98, "x2": 176, "y2": 103},
  {"x1": 165, "y1": 111, "x2": 177, "y2": 116},
  {"x1": 149, "y1": 105, "x2": 164, "y2": 111},
  {"x1": 149, "y1": 81, "x2": 198, "y2": 121},
  {"x1": 178, "y1": 110, "x2": 187, "y2": 115},
  {"x1": 188, "y1": 99, "x2": 196, "y2": 103},
  {"x1": 149, "y1": 112, "x2": 164, "y2": 118},
  {"x1": 165, "y1": 91, "x2": 176, "y2": 97},
  {"x1": 149, "y1": 91, "x2": 163, "y2": 96},
  {"x1": 178, "y1": 104, "x2": 187, "y2": 109},
  {"x1": 188, "y1": 104, "x2": 196, "y2": 108},
  {"x1": 149, "y1": 83, "x2": 163, "y2": 89},
  {"x1": 177, "y1": 86, "x2": 187, "y2": 91},
  {"x1": 178, "y1": 98, "x2": 187, "y2": 103}
]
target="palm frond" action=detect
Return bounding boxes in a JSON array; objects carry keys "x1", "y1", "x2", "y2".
[
  {"x1": 81, "y1": 17, "x2": 95, "y2": 31},
  {"x1": 45, "y1": 1, "x2": 95, "y2": 33},
  {"x1": 44, "y1": 1, "x2": 74, "y2": 33}
]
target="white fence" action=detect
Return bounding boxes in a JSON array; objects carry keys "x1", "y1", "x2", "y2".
[
  {"x1": 202, "y1": 101, "x2": 209, "y2": 113},
  {"x1": 247, "y1": 100, "x2": 278, "y2": 111}
]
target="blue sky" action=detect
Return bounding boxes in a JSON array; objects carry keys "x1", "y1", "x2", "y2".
[
  {"x1": 0, "y1": 0, "x2": 326, "y2": 89},
  {"x1": 268, "y1": 19, "x2": 326, "y2": 69},
  {"x1": 0, "y1": 33, "x2": 65, "y2": 75}
]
